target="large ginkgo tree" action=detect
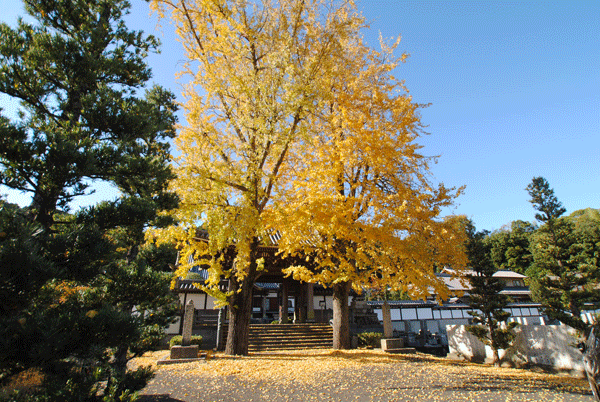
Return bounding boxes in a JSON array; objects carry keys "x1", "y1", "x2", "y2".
[
  {"x1": 152, "y1": 0, "x2": 366, "y2": 355},
  {"x1": 154, "y1": 0, "x2": 467, "y2": 354},
  {"x1": 270, "y1": 36, "x2": 467, "y2": 348}
]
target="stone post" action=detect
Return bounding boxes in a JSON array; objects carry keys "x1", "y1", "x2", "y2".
[
  {"x1": 170, "y1": 299, "x2": 199, "y2": 360},
  {"x1": 216, "y1": 307, "x2": 225, "y2": 351},
  {"x1": 182, "y1": 299, "x2": 194, "y2": 346},
  {"x1": 382, "y1": 301, "x2": 393, "y2": 339}
]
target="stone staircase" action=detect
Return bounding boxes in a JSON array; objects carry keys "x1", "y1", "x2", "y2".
[{"x1": 248, "y1": 323, "x2": 333, "y2": 352}]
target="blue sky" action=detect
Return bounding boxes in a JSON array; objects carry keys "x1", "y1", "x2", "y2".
[{"x1": 1, "y1": 0, "x2": 599, "y2": 233}]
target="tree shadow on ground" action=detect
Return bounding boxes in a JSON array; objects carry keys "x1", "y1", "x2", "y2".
[
  {"x1": 138, "y1": 395, "x2": 186, "y2": 402},
  {"x1": 385, "y1": 372, "x2": 592, "y2": 397},
  {"x1": 247, "y1": 350, "x2": 592, "y2": 397}
]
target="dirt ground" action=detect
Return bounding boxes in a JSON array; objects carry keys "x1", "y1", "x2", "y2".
[{"x1": 132, "y1": 349, "x2": 595, "y2": 402}]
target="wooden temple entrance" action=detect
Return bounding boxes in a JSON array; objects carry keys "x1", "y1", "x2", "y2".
[
  {"x1": 247, "y1": 240, "x2": 339, "y2": 325},
  {"x1": 188, "y1": 229, "x2": 334, "y2": 325},
  {"x1": 179, "y1": 231, "x2": 336, "y2": 350},
  {"x1": 252, "y1": 279, "x2": 333, "y2": 324}
]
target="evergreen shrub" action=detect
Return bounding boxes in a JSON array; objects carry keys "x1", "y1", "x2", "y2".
[
  {"x1": 357, "y1": 332, "x2": 383, "y2": 348},
  {"x1": 169, "y1": 335, "x2": 203, "y2": 348}
]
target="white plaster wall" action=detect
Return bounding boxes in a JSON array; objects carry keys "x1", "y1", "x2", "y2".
[
  {"x1": 313, "y1": 295, "x2": 333, "y2": 310},
  {"x1": 166, "y1": 320, "x2": 180, "y2": 334},
  {"x1": 446, "y1": 324, "x2": 487, "y2": 363},
  {"x1": 447, "y1": 324, "x2": 585, "y2": 373},
  {"x1": 166, "y1": 293, "x2": 221, "y2": 334},
  {"x1": 505, "y1": 325, "x2": 584, "y2": 372},
  {"x1": 312, "y1": 295, "x2": 353, "y2": 311},
  {"x1": 179, "y1": 293, "x2": 220, "y2": 310}
]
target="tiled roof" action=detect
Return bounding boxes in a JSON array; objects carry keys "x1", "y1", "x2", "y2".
[
  {"x1": 441, "y1": 267, "x2": 527, "y2": 279},
  {"x1": 177, "y1": 280, "x2": 205, "y2": 293},
  {"x1": 188, "y1": 266, "x2": 209, "y2": 279},
  {"x1": 493, "y1": 270, "x2": 527, "y2": 279},
  {"x1": 255, "y1": 282, "x2": 280, "y2": 290},
  {"x1": 435, "y1": 271, "x2": 531, "y2": 299},
  {"x1": 500, "y1": 287, "x2": 531, "y2": 295},
  {"x1": 366, "y1": 300, "x2": 441, "y2": 308}
]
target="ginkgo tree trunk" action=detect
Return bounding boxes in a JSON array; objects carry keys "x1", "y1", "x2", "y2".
[
  {"x1": 152, "y1": 0, "x2": 365, "y2": 355},
  {"x1": 270, "y1": 36, "x2": 468, "y2": 349}
]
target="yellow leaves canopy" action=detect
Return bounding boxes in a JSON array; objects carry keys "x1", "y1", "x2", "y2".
[
  {"x1": 269, "y1": 33, "x2": 468, "y2": 300},
  {"x1": 150, "y1": 0, "x2": 368, "y2": 293},
  {"x1": 150, "y1": 0, "x2": 467, "y2": 302}
]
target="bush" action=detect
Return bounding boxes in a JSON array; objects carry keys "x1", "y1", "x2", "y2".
[
  {"x1": 0, "y1": 365, "x2": 154, "y2": 402},
  {"x1": 169, "y1": 335, "x2": 202, "y2": 349},
  {"x1": 102, "y1": 366, "x2": 155, "y2": 402},
  {"x1": 357, "y1": 332, "x2": 383, "y2": 348}
]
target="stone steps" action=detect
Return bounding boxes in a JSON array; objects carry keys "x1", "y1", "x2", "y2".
[{"x1": 248, "y1": 323, "x2": 333, "y2": 352}]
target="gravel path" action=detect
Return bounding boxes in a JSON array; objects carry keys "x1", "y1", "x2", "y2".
[{"x1": 135, "y1": 349, "x2": 594, "y2": 402}]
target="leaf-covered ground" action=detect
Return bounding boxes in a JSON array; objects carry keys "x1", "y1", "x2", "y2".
[{"x1": 133, "y1": 349, "x2": 594, "y2": 402}]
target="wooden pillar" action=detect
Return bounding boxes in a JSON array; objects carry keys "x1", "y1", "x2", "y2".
[
  {"x1": 280, "y1": 279, "x2": 289, "y2": 323},
  {"x1": 296, "y1": 282, "x2": 306, "y2": 323},
  {"x1": 306, "y1": 283, "x2": 315, "y2": 322},
  {"x1": 317, "y1": 294, "x2": 328, "y2": 323}
]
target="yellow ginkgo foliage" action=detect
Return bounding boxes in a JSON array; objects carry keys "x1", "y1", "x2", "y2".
[
  {"x1": 150, "y1": 0, "x2": 366, "y2": 355},
  {"x1": 269, "y1": 35, "x2": 468, "y2": 348}
]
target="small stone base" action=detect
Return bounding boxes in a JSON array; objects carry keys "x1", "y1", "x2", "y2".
[
  {"x1": 170, "y1": 345, "x2": 199, "y2": 360},
  {"x1": 381, "y1": 338, "x2": 404, "y2": 351}
]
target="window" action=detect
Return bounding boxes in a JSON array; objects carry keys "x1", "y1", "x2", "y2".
[{"x1": 402, "y1": 308, "x2": 417, "y2": 320}]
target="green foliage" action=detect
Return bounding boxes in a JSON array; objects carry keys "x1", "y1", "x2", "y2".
[
  {"x1": 365, "y1": 289, "x2": 411, "y2": 301},
  {"x1": 486, "y1": 220, "x2": 535, "y2": 274},
  {"x1": 356, "y1": 332, "x2": 383, "y2": 348},
  {"x1": 0, "y1": 0, "x2": 178, "y2": 230},
  {"x1": 0, "y1": 201, "x2": 53, "y2": 317},
  {"x1": 525, "y1": 178, "x2": 600, "y2": 334},
  {"x1": 464, "y1": 219, "x2": 518, "y2": 365},
  {"x1": 526, "y1": 177, "x2": 567, "y2": 225},
  {"x1": 169, "y1": 335, "x2": 203, "y2": 349},
  {"x1": 101, "y1": 366, "x2": 154, "y2": 402},
  {"x1": 464, "y1": 220, "x2": 492, "y2": 269},
  {"x1": 0, "y1": 0, "x2": 179, "y2": 399},
  {"x1": 137, "y1": 243, "x2": 178, "y2": 273},
  {"x1": 0, "y1": 365, "x2": 153, "y2": 402},
  {"x1": 466, "y1": 321, "x2": 518, "y2": 348}
]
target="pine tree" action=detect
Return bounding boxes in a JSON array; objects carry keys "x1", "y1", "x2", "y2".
[
  {"x1": 526, "y1": 177, "x2": 600, "y2": 335},
  {"x1": 464, "y1": 220, "x2": 517, "y2": 366},
  {"x1": 0, "y1": 0, "x2": 179, "y2": 399},
  {"x1": 0, "y1": 0, "x2": 177, "y2": 230}
]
